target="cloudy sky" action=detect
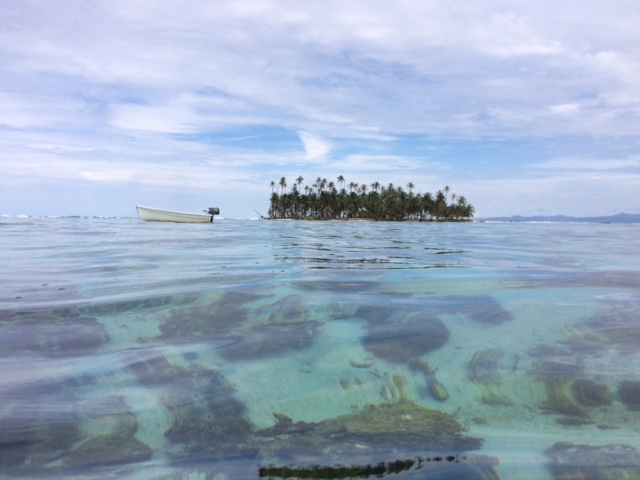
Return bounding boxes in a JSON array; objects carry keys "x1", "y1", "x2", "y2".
[{"x1": 2, "y1": 1, "x2": 639, "y2": 218}]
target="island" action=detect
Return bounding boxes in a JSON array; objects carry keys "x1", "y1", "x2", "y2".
[{"x1": 268, "y1": 176, "x2": 474, "y2": 221}]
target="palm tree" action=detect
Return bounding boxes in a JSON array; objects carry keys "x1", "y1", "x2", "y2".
[
  {"x1": 268, "y1": 178, "x2": 473, "y2": 221},
  {"x1": 406, "y1": 182, "x2": 414, "y2": 195}
]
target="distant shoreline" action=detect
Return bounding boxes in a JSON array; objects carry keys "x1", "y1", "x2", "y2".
[{"x1": 477, "y1": 213, "x2": 640, "y2": 224}]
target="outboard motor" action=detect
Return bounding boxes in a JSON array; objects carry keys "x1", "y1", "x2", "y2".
[{"x1": 204, "y1": 207, "x2": 220, "y2": 222}]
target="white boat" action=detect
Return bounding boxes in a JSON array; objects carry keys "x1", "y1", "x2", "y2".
[{"x1": 136, "y1": 205, "x2": 220, "y2": 223}]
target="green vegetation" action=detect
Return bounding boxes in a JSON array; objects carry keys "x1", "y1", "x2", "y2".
[{"x1": 268, "y1": 176, "x2": 474, "y2": 220}]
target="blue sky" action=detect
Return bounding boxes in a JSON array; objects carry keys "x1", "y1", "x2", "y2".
[{"x1": 1, "y1": 1, "x2": 639, "y2": 218}]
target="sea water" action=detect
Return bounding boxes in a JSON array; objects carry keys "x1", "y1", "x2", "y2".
[{"x1": 1, "y1": 217, "x2": 640, "y2": 479}]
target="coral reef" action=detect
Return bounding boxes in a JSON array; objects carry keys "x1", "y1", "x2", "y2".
[{"x1": 545, "y1": 442, "x2": 640, "y2": 479}]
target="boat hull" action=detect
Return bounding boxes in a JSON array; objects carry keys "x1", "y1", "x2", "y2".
[{"x1": 136, "y1": 205, "x2": 214, "y2": 223}]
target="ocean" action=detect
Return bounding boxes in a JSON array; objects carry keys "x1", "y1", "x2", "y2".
[{"x1": 1, "y1": 216, "x2": 640, "y2": 479}]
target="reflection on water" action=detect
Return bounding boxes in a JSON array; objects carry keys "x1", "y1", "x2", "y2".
[{"x1": 1, "y1": 217, "x2": 640, "y2": 478}]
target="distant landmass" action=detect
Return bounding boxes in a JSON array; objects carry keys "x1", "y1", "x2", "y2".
[{"x1": 478, "y1": 213, "x2": 640, "y2": 223}]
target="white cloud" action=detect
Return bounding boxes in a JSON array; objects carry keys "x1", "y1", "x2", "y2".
[
  {"x1": 297, "y1": 131, "x2": 331, "y2": 160},
  {"x1": 549, "y1": 103, "x2": 581, "y2": 115}
]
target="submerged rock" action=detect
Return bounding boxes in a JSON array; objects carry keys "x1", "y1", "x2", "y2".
[
  {"x1": 528, "y1": 345, "x2": 591, "y2": 421},
  {"x1": 361, "y1": 313, "x2": 450, "y2": 364},
  {"x1": 256, "y1": 400, "x2": 483, "y2": 461},
  {"x1": 570, "y1": 379, "x2": 612, "y2": 407},
  {"x1": 80, "y1": 292, "x2": 198, "y2": 315},
  {"x1": 218, "y1": 322, "x2": 318, "y2": 360},
  {"x1": 159, "y1": 292, "x2": 252, "y2": 339},
  {"x1": 257, "y1": 294, "x2": 309, "y2": 324},
  {"x1": 407, "y1": 360, "x2": 449, "y2": 402},
  {"x1": 428, "y1": 295, "x2": 513, "y2": 325},
  {"x1": 0, "y1": 310, "x2": 109, "y2": 357},
  {"x1": 545, "y1": 442, "x2": 640, "y2": 479},
  {"x1": 65, "y1": 396, "x2": 152, "y2": 469},
  {"x1": 467, "y1": 348, "x2": 522, "y2": 383},
  {"x1": 564, "y1": 297, "x2": 640, "y2": 354},
  {"x1": 617, "y1": 381, "x2": 640, "y2": 411},
  {"x1": 0, "y1": 407, "x2": 80, "y2": 470}
]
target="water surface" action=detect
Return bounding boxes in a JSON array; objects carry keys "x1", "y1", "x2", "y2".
[{"x1": 1, "y1": 217, "x2": 640, "y2": 479}]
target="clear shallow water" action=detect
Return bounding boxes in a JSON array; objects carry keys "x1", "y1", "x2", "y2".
[{"x1": 1, "y1": 217, "x2": 640, "y2": 479}]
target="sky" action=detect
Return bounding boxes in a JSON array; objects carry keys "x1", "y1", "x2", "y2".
[{"x1": 1, "y1": 1, "x2": 639, "y2": 218}]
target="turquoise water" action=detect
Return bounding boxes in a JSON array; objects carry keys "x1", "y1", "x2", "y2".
[{"x1": 1, "y1": 217, "x2": 640, "y2": 479}]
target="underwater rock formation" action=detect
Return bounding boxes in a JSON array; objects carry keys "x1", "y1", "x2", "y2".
[
  {"x1": 617, "y1": 381, "x2": 640, "y2": 411},
  {"x1": 545, "y1": 442, "x2": 640, "y2": 479},
  {"x1": 65, "y1": 395, "x2": 152, "y2": 468},
  {"x1": 427, "y1": 295, "x2": 513, "y2": 325},
  {"x1": 0, "y1": 377, "x2": 83, "y2": 470},
  {"x1": 408, "y1": 359, "x2": 449, "y2": 401},
  {"x1": 256, "y1": 400, "x2": 483, "y2": 462},
  {"x1": 570, "y1": 379, "x2": 612, "y2": 407},
  {"x1": 145, "y1": 359, "x2": 257, "y2": 459},
  {"x1": 256, "y1": 294, "x2": 309, "y2": 324},
  {"x1": 218, "y1": 322, "x2": 318, "y2": 360},
  {"x1": 361, "y1": 313, "x2": 450, "y2": 364},
  {"x1": 564, "y1": 297, "x2": 640, "y2": 354},
  {"x1": 158, "y1": 292, "x2": 252, "y2": 339},
  {"x1": 125, "y1": 350, "x2": 208, "y2": 386},
  {"x1": 0, "y1": 310, "x2": 109, "y2": 357},
  {"x1": 355, "y1": 304, "x2": 399, "y2": 324},
  {"x1": 79, "y1": 292, "x2": 199, "y2": 316},
  {"x1": 359, "y1": 310, "x2": 451, "y2": 401},
  {"x1": 0, "y1": 408, "x2": 80, "y2": 470},
  {"x1": 528, "y1": 346, "x2": 588, "y2": 421},
  {"x1": 467, "y1": 348, "x2": 522, "y2": 383}
]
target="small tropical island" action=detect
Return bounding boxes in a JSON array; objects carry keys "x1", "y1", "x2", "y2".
[{"x1": 268, "y1": 176, "x2": 474, "y2": 221}]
